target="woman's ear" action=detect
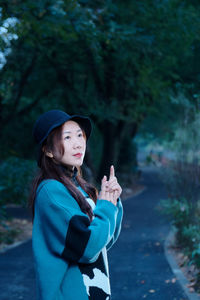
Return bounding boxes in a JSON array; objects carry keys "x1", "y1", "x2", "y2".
[
  {"x1": 42, "y1": 146, "x2": 54, "y2": 158},
  {"x1": 45, "y1": 151, "x2": 54, "y2": 158}
]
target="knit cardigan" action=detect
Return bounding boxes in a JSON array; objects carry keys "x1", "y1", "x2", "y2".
[{"x1": 32, "y1": 179, "x2": 123, "y2": 300}]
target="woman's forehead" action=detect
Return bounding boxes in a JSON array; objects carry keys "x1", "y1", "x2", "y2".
[{"x1": 62, "y1": 120, "x2": 82, "y2": 132}]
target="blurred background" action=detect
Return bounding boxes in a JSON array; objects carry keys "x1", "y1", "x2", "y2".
[{"x1": 0, "y1": 0, "x2": 200, "y2": 293}]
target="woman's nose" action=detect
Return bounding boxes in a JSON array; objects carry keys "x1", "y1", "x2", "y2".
[{"x1": 73, "y1": 139, "x2": 82, "y2": 149}]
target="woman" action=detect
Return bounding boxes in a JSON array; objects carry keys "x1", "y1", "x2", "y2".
[{"x1": 30, "y1": 109, "x2": 123, "y2": 300}]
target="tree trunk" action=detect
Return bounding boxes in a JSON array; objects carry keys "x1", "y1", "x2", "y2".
[
  {"x1": 96, "y1": 120, "x2": 138, "y2": 183},
  {"x1": 96, "y1": 120, "x2": 118, "y2": 182}
]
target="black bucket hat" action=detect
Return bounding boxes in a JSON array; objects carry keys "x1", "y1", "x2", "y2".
[{"x1": 33, "y1": 109, "x2": 92, "y2": 165}]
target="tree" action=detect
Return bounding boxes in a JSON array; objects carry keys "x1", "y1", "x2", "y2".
[{"x1": 1, "y1": 0, "x2": 200, "y2": 180}]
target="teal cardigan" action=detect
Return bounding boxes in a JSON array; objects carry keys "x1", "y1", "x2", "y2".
[{"x1": 32, "y1": 179, "x2": 123, "y2": 300}]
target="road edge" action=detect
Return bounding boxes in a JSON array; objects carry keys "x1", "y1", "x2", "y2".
[
  {"x1": 164, "y1": 229, "x2": 200, "y2": 300},
  {"x1": 0, "y1": 237, "x2": 32, "y2": 254}
]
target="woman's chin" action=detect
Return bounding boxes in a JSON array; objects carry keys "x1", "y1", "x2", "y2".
[{"x1": 75, "y1": 161, "x2": 83, "y2": 167}]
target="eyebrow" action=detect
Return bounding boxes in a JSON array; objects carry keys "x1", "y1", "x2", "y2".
[{"x1": 63, "y1": 129, "x2": 82, "y2": 134}]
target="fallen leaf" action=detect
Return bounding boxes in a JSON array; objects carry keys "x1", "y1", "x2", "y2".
[
  {"x1": 143, "y1": 294, "x2": 147, "y2": 298},
  {"x1": 165, "y1": 279, "x2": 170, "y2": 284},
  {"x1": 144, "y1": 253, "x2": 150, "y2": 257},
  {"x1": 123, "y1": 223, "x2": 130, "y2": 228},
  {"x1": 155, "y1": 242, "x2": 160, "y2": 246},
  {"x1": 187, "y1": 282, "x2": 196, "y2": 288}
]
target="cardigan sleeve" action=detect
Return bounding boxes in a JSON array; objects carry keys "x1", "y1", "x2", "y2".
[
  {"x1": 106, "y1": 198, "x2": 123, "y2": 251},
  {"x1": 34, "y1": 180, "x2": 118, "y2": 264}
]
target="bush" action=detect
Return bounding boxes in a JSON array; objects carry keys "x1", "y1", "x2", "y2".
[
  {"x1": 160, "y1": 110, "x2": 200, "y2": 290},
  {"x1": 0, "y1": 156, "x2": 37, "y2": 207},
  {"x1": 160, "y1": 197, "x2": 200, "y2": 289},
  {"x1": 160, "y1": 198, "x2": 191, "y2": 231},
  {"x1": 0, "y1": 225, "x2": 20, "y2": 245}
]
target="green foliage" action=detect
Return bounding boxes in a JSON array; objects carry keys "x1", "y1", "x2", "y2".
[
  {"x1": 182, "y1": 224, "x2": 200, "y2": 250},
  {"x1": 0, "y1": 192, "x2": 7, "y2": 225},
  {"x1": 180, "y1": 224, "x2": 200, "y2": 278},
  {"x1": 160, "y1": 197, "x2": 200, "y2": 286},
  {"x1": 167, "y1": 109, "x2": 200, "y2": 162},
  {"x1": 1, "y1": 0, "x2": 200, "y2": 164},
  {"x1": 0, "y1": 225, "x2": 20, "y2": 245},
  {"x1": 160, "y1": 198, "x2": 191, "y2": 230},
  {"x1": 159, "y1": 108, "x2": 200, "y2": 288},
  {"x1": 192, "y1": 245, "x2": 200, "y2": 269},
  {"x1": 1, "y1": 0, "x2": 200, "y2": 179},
  {"x1": 0, "y1": 156, "x2": 37, "y2": 206},
  {"x1": 159, "y1": 109, "x2": 200, "y2": 202}
]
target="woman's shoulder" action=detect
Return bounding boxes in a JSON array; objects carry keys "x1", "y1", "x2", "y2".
[
  {"x1": 36, "y1": 179, "x2": 68, "y2": 196},
  {"x1": 36, "y1": 179, "x2": 79, "y2": 210},
  {"x1": 37, "y1": 178, "x2": 65, "y2": 191}
]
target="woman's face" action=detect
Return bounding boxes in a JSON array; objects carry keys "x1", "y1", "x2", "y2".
[{"x1": 59, "y1": 120, "x2": 86, "y2": 168}]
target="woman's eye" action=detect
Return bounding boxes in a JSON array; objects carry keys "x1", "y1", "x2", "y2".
[
  {"x1": 78, "y1": 133, "x2": 83, "y2": 137},
  {"x1": 64, "y1": 136, "x2": 70, "y2": 140}
]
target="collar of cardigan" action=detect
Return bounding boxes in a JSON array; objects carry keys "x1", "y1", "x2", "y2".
[{"x1": 60, "y1": 165, "x2": 78, "y2": 179}]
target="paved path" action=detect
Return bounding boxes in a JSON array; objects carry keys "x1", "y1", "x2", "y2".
[
  {"x1": 108, "y1": 167, "x2": 188, "y2": 300},
  {"x1": 0, "y1": 167, "x2": 189, "y2": 300}
]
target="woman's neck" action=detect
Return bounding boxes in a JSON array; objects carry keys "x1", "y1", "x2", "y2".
[{"x1": 61, "y1": 165, "x2": 77, "y2": 178}]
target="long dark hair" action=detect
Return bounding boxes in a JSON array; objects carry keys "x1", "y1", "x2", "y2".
[{"x1": 29, "y1": 124, "x2": 98, "y2": 222}]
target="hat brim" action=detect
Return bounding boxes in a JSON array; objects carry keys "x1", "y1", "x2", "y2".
[{"x1": 69, "y1": 115, "x2": 92, "y2": 141}]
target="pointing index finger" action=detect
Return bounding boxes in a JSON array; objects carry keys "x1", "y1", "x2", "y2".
[{"x1": 109, "y1": 165, "x2": 115, "y2": 180}]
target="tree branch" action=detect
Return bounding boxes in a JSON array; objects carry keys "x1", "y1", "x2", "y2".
[{"x1": 12, "y1": 53, "x2": 37, "y2": 112}]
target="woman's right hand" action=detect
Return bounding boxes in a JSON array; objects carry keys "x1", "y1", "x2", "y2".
[
  {"x1": 98, "y1": 165, "x2": 122, "y2": 206},
  {"x1": 98, "y1": 175, "x2": 117, "y2": 206}
]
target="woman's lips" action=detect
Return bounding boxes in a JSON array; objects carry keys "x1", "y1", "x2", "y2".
[{"x1": 73, "y1": 153, "x2": 82, "y2": 158}]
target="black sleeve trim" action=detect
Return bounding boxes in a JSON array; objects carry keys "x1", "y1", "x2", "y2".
[{"x1": 61, "y1": 215, "x2": 91, "y2": 262}]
